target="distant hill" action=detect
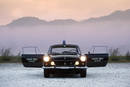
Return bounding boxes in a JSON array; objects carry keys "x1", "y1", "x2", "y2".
[
  {"x1": 1, "y1": 9, "x2": 130, "y2": 27},
  {"x1": 49, "y1": 19, "x2": 78, "y2": 25},
  {"x1": 6, "y1": 17, "x2": 77, "y2": 27},
  {"x1": 7, "y1": 17, "x2": 48, "y2": 27},
  {"x1": 83, "y1": 9, "x2": 130, "y2": 23}
]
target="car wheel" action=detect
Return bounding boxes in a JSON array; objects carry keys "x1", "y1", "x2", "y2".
[
  {"x1": 80, "y1": 69, "x2": 87, "y2": 77},
  {"x1": 44, "y1": 69, "x2": 50, "y2": 77}
]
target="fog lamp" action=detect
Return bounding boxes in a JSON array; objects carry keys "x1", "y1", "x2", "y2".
[
  {"x1": 51, "y1": 61, "x2": 55, "y2": 65},
  {"x1": 75, "y1": 61, "x2": 79, "y2": 65}
]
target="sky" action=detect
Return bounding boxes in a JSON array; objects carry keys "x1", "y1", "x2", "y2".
[{"x1": 0, "y1": 0, "x2": 130, "y2": 25}]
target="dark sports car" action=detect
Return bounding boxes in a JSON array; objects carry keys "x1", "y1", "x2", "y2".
[{"x1": 21, "y1": 41, "x2": 108, "y2": 77}]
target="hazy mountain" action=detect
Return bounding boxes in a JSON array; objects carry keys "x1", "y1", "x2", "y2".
[
  {"x1": 1, "y1": 9, "x2": 130, "y2": 28},
  {"x1": 83, "y1": 9, "x2": 130, "y2": 23},
  {"x1": 6, "y1": 17, "x2": 77, "y2": 27},
  {"x1": 7, "y1": 17, "x2": 48, "y2": 27},
  {"x1": 49, "y1": 19, "x2": 78, "y2": 25}
]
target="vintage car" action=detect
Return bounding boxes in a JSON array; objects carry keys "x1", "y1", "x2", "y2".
[{"x1": 21, "y1": 41, "x2": 108, "y2": 77}]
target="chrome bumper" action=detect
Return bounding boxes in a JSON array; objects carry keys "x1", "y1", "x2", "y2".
[{"x1": 42, "y1": 66, "x2": 88, "y2": 69}]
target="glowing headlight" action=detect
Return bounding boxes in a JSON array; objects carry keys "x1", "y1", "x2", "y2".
[
  {"x1": 75, "y1": 61, "x2": 79, "y2": 65},
  {"x1": 51, "y1": 61, "x2": 55, "y2": 65},
  {"x1": 80, "y1": 55, "x2": 86, "y2": 62},
  {"x1": 43, "y1": 56, "x2": 50, "y2": 62}
]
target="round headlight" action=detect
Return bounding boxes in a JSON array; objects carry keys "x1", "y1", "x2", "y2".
[
  {"x1": 80, "y1": 55, "x2": 86, "y2": 62},
  {"x1": 43, "y1": 56, "x2": 50, "y2": 62}
]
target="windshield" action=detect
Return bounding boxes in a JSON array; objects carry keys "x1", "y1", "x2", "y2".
[{"x1": 51, "y1": 47, "x2": 79, "y2": 55}]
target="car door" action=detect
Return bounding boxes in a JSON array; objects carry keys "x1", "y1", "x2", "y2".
[
  {"x1": 21, "y1": 46, "x2": 43, "y2": 68},
  {"x1": 86, "y1": 46, "x2": 109, "y2": 67},
  {"x1": 86, "y1": 53, "x2": 108, "y2": 67}
]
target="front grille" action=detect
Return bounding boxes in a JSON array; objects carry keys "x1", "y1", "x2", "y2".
[
  {"x1": 54, "y1": 61, "x2": 75, "y2": 66},
  {"x1": 52, "y1": 57, "x2": 77, "y2": 66}
]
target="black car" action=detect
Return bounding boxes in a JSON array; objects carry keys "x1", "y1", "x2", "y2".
[{"x1": 21, "y1": 41, "x2": 108, "y2": 77}]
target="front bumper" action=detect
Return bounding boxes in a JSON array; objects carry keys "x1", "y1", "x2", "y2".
[{"x1": 42, "y1": 66, "x2": 88, "y2": 69}]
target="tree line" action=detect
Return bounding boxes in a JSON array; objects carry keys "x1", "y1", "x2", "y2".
[
  {"x1": 109, "y1": 48, "x2": 130, "y2": 62},
  {"x1": 0, "y1": 48, "x2": 21, "y2": 63},
  {"x1": 0, "y1": 48, "x2": 130, "y2": 63}
]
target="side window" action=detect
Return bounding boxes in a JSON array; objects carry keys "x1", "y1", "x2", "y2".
[
  {"x1": 89, "y1": 46, "x2": 108, "y2": 54},
  {"x1": 48, "y1": 47, "x2": 52, "y2": 54},
  {"x1": 77, "y1": 47, "x2": 81, "y2": 54},
  {"x1": 22, "y1": 46, "x2": 41, "y2": 54}
]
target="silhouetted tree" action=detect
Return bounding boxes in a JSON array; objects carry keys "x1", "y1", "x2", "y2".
[
  {"x1": 109, "y1": 48, "x2": 120, "y2": 56},
  {"x1": 0, "y1": 48, "x2": 12, "y2": 61},
  {"x1": 126, "y1": 51, "x2": 130, "y2": 57},
  {"x1": 125, "y1": 51, "x2": 130, "y2": 60}
]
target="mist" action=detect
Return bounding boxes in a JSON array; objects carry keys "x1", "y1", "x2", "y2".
[{"x1": 0, "y1": 20, "x2": 130, "y2": 55}]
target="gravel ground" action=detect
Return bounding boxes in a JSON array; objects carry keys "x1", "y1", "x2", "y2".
[{"x1": 0, "y1": 63, "x2": 130, "y2": 87}]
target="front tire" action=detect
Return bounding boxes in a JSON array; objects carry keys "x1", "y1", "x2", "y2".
[
  {"x1": 44, "y1": 69, "x2": 50, "y2": 78},
  {"x1": 80, "y1": 69, "x2": 87, "y2": 77}
]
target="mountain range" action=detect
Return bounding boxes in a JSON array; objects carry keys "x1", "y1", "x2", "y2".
[{"x1": 1, "y1": 9, "x2": 130, "y2": 27}]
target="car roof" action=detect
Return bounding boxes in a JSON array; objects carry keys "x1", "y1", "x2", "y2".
[{"x1": 50, "y1": 44, "x2": 79, "y2": 48}]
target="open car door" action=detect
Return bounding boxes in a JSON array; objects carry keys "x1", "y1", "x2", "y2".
[
  {"x1": 86, "y1": 46, "x2": 109, "y2": 67},
  {"x1": 21, "y1": 46, "x2": 43, "y2": 68}
]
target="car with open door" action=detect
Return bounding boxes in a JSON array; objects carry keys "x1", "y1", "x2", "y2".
[{"x1": 21, "y1": 41, "x2": 109, "y2": 77}]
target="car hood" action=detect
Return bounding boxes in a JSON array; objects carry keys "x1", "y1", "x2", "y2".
[{"x1": 50, "y1": 55, "x2": 80, "y2": 58}]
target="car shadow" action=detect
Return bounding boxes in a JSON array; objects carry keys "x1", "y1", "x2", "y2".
[
  {"x1": 48, "y1": 74, "x2": 81, "y2": 78},
  {"x1": 25, "y1": 70, "x2": 101, "y2": 79},
  {"x1": 27, "y1": 72, "x2": 85, "y2": 79},
  {"x1": 26, "y1": 73, "x2": 102, "y2": 79}
]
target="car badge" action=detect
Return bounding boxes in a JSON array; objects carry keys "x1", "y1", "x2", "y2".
[{"x1": 64, "y1": 62, "x2": 66, "y2": 65}]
